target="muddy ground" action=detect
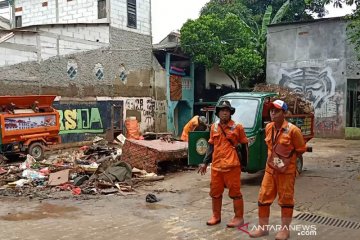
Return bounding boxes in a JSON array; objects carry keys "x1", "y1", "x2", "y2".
[{"x1": 0, "y1": 138, "x2": 359, "y2": 240}]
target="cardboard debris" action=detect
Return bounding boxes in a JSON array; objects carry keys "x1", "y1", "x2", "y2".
[{"x1": 48, "y1": 169, "x2": 70, "y2": 186}]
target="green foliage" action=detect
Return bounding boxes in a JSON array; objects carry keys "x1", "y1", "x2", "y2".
[
  {"x1": 180, "y1": 13, "x2": 263, "y2": 88},
  {"x1": 347, "y1": 7, "x2": 360, "y2": 58},
  {"x1": 200, "y1": 0, "x2": 259, "y2": 34},
  {"x1": 242, "y1": 0, "x2": 318, "y2": 22},
  {"x1": 261, "y1": 5, "x2": 273, "y2": 39},
  {"x1": 220, "y1": 48, "x2": 264, "y2": 87},
  {"x1": 272, "y1": 0, "x2": 290, "y2": 23}
]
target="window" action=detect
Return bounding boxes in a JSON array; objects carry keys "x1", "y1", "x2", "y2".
[
  {"x1": 98, "y1": 0, "x2": 106, "y2": 19},
  {"x1": 0, "y1": 1, "x2": 8, "y2": 8},
  {"x1": 214, "y1": 98, "x2": 259, "y2": 129},
  {"x1": 127, "y1": 0, "x2": 136, "y2": 28},
  {"x1": 15, "y1": 16, "x2": 22, "y2": 28}
]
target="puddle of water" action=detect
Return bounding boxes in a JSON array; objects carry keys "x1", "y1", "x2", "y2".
[{"x1": 0, "y1": 203, "x2": 80, "y2": 221}]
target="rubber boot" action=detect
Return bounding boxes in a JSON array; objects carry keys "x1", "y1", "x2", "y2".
[
  {"x1": 226, "y1": 199, "x2": 244, "y2": 228},
  {"x1": 249, "y1": 205, "x2": 270, "y2": 238},
  {"x1": 275, "y1": 207, "x2": 293, "y2": 240},
  {"x1": 206, "y1": 197, "x2": 222, "y2": 225}
]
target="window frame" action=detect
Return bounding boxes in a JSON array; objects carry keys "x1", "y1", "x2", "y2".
[
  {"x1": 127, "y1": 0, "x2": 137, "y2": 29},
  {"x1": 97, "y1": 0, "x2": 107, "y2": 19}
]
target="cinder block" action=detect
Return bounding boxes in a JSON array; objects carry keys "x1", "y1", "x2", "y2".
[{"x1": 73, "y1": 32, "x2": 85, "y2": 40}]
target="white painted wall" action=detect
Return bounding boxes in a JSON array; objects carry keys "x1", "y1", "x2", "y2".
[
  {"x1": 0, "y1": 24, "x2": 109, "y2": 67},
  {"x1": 58, "y1": 0, "x2": 99, "y2": 23},
  {"x1": 206, "y1": 65, "x2": 233, "y2": 88},
  {"x1": 14, "y1": 0, "x2": 105, "y2": 26},
  {"x1": 0, "y1": 45, "x2": 37, "y2": 66},
  {"x1": 13, "y1": 0, "x2": 151, "y2": 36},
  {"x1": 110, "y1": 0, "x2": 151, "y2": 35},
  {"x1": 0, "y1": 2, "x2": 10, "y2": 19}
]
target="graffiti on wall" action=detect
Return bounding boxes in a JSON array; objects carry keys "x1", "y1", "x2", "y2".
[
  {"x1": 57, "y1": 108, "x2": 103, "y2": 134},
  {"x1": 278, "y1": 67, "x2": 343, "y2": 135},
  {"x1": 53, "y1": 101, "x2": 123, "y2": 143},
  {"x1": 125, "y1": 98, "x2": 167, "y2": 131}
]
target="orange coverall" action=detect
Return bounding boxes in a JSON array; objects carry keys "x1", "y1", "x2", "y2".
[
  {"x1": 209, "y1": 120, "x2": 248, "y2": 199},
  {"x1": 181, "y1": 116, "x2": 200, "y2": 142},
  {"x1": 258, "y1": 120, "x2": 306, "y2": 207}
]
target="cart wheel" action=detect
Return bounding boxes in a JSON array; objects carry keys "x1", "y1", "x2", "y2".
[
  {"x1": 296, "y1": 155, "x2": 303, "y2": 175},
  {"x1": 28, "y1": 142, "x2": 44, "y2": 161}
]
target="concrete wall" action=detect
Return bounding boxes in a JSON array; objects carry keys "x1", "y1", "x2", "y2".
[
  {"x1": 13, "y1": 0, "x2": 151, "y2": 36},
  {"x1": 345, "y1": 35, "x2": 360, "y2": 80},
  {"x1": 14, "y1": 0, "x2": 105, "y2": 26},
  {"x1": 206, "y1": 65, "x2": 233, "y2": 88},
  {"x1": 53, "y1": 99, "x2": 123, "y2": 143},
  {"x1": 110, "y1": 0, "x2": 151, "y2": 36},
  {"x1": 152, "y1": 57, "x2": 168, "y2": 132},
  {"x1": 267, "y1": 19, "x2": 348, "y2": 138},
  {"x1": 0, "y1": 23, "x2": 109, "y2": 66},
  {"x1": 0, "y1": 2, "x2": 10, "y2": 19},
  {"x1": 0, "y1": 26, "x2": 152, "y2": 96},
  {"x1": 0, "y1": 25, "x2": 164, "y2": 138},
  {"x1": 54, "y1": 96, "x2": 167, "y2": 143}
]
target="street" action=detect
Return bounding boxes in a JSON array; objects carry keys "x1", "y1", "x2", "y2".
[{"x1": 1, "y1": 138, "x2": 359, "y2": 240}]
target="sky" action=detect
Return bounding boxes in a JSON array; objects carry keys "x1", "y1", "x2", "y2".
[{"x1": 151, "y1": 0, "x2": 356, "y2": 44}]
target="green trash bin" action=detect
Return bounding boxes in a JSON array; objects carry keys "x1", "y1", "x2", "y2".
[{"x1": 188, "y1": 131, "x2": 210, "y2": 166}]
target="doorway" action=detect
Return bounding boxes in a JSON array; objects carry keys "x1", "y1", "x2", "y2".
[
  {"x1": 174, "y1": 101, "x2": 192, "y2": 136},
  {"x1": 347, "y1": 79, "x2": 360, "y2": 128},
  {"x1": 346, "y1": 79, "x2": 360, "y2": 139}
]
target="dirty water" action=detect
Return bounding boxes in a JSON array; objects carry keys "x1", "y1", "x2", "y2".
[{"x1": 0, "y1": 203, "x2": 80, "y2": 221}]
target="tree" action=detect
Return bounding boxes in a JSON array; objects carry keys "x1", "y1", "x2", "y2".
[
  {"x1": 348, "y1": 8, "x2": 360, "y2": 57},
  {"x1": 180, "y1": 14, "x2": 264, "y2": 89},
  {"x1": 182, "y1": 0, "x2": 292, "y2": 88},
  {"x1": 241, "y1": 0, "x2": 325, "y2": 22}
]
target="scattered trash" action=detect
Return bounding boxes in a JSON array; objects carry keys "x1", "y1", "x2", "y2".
[
  {"x1": 8, "y1": 179, "x2": 30, "y2": 188},
  {"x1": 22, "y1": 169, "x2": 46, "y2": 180},
  {"x1": 48, "y1": 169, "x2": 70, "y2": 186},
  {"x1": 19, "y1": 155, "x2": 36, "y2": 170},
  {"x1": 0, "y1": 133, "x2": 171, "y2": 199},
  {"x1": 73, "y1": 175, "x2": 89, "y2": 186},
  {"x1": 146, "y1": 193, "x2": 159, "y2": 203},
  {"x1": 117, "y1": 134, "x2": 126, "y2": 145}
]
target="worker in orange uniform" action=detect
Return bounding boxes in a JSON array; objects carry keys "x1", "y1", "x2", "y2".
[
  {"x1": 180, "y1": 115, "x2": 207, "y2": 142},
  {"x1": 249, "y1": 100, "x2": 307, "y2": 240},
  {"x1": 198, "y1": 100, "x2": 248, "y2": 228}
]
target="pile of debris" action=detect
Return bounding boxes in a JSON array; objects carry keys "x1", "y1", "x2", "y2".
[
  {"x1": 0, "y1": 136, "x2": 164, "y2": 198},
  {"x1": 253, "y1": 84, "x2": 314, "y2": 114}
]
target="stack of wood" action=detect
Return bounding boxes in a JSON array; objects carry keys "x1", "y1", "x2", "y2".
[{"x1": 253, "y1": 84, "x2": 314, "y2": 114}]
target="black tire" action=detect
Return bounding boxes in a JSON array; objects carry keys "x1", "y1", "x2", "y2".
[
  {"x1": 28, "y1": 142, "x2": 44, "y2": 161},
  {"x1": 296, "y1": 155, "x2": 304, "y2": 175}
]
